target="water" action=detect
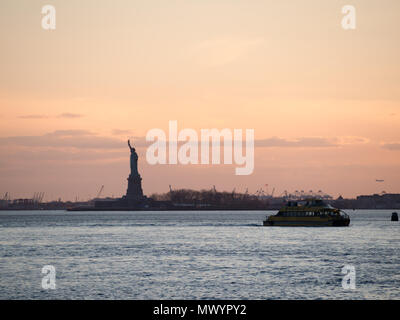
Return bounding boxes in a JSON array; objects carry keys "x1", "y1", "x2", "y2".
[{"x1": 0, "y1": 210, "x2": 399, "y2": 300}]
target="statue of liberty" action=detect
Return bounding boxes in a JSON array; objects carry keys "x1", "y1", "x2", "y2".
[
  {"x1": 125, "y1": 139, "x2": 143, "y2": 199},
  {"x1": 128, "y1": 139, "x2": 139, "y2": 176}
]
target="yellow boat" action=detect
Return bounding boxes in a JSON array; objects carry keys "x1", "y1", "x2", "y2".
[{"x1": 263, "y1": 199, "x2": 350, "y2": 227}]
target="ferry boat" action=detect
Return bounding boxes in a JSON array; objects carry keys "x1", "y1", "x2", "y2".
[{"x1": 263, "y1": 199, "x2": 350, "y2": 227}]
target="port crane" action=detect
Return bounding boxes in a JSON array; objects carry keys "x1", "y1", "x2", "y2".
[
  {"x1": 96, "y1": 185, "x2": 104, "y2": 199},
  {"x1": 270, "y1": 187, "x2": 275, "y2": 198},
  {"x1": 255, "y1": 186, "x2": 275, "y2": 198},
  {"x1": 32, "y1": 192, "x2": 45, "y2": 203}
]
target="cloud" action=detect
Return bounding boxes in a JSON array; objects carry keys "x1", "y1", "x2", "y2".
[
  {"x1": 0, "y1": 130, "x2": 126, "y2": 149},
  {"x1": 255, "y1": 137, "x2": 338, "y2": 148},
  {"x1": 0, "y1": 129, "x2": 369, "y2": 151},
  {"x1": 18, "y1": 113, "x2": 84, "y2": 119},
  {"x1": 58, "y1": 113, "x2": 84, "y2": 118},
  {"x1": 18, "y1": 114, "x2": 49, "y2": 119},
  {"x1": 381, "y1": 143, "x2": 400, "y2": 151},
  {"x1": 112, "y1": 129, "x2": 132, "y2": 135},
  {"x1": 46, "y1": 130, "x2": 93, "y2": 137},
  {"x1": 1, "y1": 149, "x2": 127, "y2": 163},
  {"x1": 336, "y1": 136, "x2": 369, "y2": 145}
]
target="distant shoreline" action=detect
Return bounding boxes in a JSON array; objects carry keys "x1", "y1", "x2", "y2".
[
  {"x1": 1, "y1": 207, "x2": 399, "y2": 212},
  {"x1": 2, "y1": 192, "x2": 400, "y2": 211}
]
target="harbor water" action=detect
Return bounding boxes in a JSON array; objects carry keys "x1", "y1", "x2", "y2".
[{"x1": 0, "y1": 210, "x2": 399, "y2": 299}]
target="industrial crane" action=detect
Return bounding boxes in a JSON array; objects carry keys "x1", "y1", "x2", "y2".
[{"x1": 96, "y1": 185, "x2": 104, "y2": 199}]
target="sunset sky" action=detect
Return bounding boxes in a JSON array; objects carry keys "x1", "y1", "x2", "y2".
[{"x1": 1, "y1": 0, "x2": 400, "y2": 201}]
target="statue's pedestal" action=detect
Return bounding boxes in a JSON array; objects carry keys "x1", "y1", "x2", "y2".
[{"x1": 126, "y1": 174, "x2": 144, "y2": 201}]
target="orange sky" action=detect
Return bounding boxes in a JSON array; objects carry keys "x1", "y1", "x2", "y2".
[{"x1": 1, "y1": 0, "x2": 400, "y2": 201}]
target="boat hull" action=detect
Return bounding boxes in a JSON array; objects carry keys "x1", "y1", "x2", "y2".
[{"x1": 263, "y1": 217, "x2": 350, "y2": 227}]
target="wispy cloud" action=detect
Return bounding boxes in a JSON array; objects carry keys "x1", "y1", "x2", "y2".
[
  {"x1": 0, "y1": 130, "x2": 125, "y2": 149},
  {"x1": 1, "y1": 149, "x2": 127, "y2": 163},
  {"x1": 336, "y1": 136, "x2": 369, "y2": 145},
  {"x1": 382, "y1": 143, "x2": 400, "y2": 151},
  {"x1": 18, "y1": 114, "x2": 49, "y2": 119},
  {"x1": 18, "y1": 113, "x2": 84, "y2": 119},
  {"x1": 112, "y1": 129, "x2": 132, "y2": 136},
  {"x1": 255, "y1": 137, "x2": 337, "y2": 148},
  {"x1": 58, "y1": 113, "x2": 84, "y2": 118},
  {"x1": 46, "y1": 130, "x2": 93, "y2": 137},
  {"x1": 255, "y1": 136, "x2": 369, "y2": 148},
  {"x1": 0, "y1": 130, "x2": 371, "y2": 151}
]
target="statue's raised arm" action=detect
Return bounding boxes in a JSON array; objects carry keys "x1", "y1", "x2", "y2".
[{"x1": 128, "y1": 139, "x2": 135, "y2": 152}]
